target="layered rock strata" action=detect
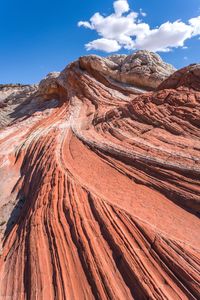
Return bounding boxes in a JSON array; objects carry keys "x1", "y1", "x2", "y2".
[{"x1": 0, "y1": 52, "x2": 199, "y2": 300}]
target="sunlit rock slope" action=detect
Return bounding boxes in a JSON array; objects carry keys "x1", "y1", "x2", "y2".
[{"x1": 0, "y1": 51, "x2": 199, "y2": 300}]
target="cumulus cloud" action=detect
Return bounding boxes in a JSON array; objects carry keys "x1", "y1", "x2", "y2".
[
  {"x1": 113, "y1": 0, "x2": 130, "y2": 16},
  {"x1": 78, "y1": 0, "x2": 200, "y2": 53},
  {"x1": 189, "y1": 16, "x2": 200, "y2": 35},
  {"x1": 134, "y1": 21, "x2": 193, "y2": 52},
  {"x1": 86, "y1": 38, "x2": 121, "y2": 52}
]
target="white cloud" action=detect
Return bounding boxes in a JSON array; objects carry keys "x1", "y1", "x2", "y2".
[
  {"x1": 139, "y1": 8, "x2": 147, "y2": 17},
  {"x1": 134, "y1": 21, "x2": 193, "y2": 52},
  {"x1": 189, "y1": 16, "x2": 200, "y2": 35},
  {"x1": 78, "y1": 21, "x2": 93, "y2": 29},
  {"x1": 86, "y1": 38, "x2": 121, "y2": 52},
  {"x1": 78, "y1": 0, "x2": 200, "y2": 53},
  {"x1": 113, "y1": 0, "x2": 130, "y2": 16}
]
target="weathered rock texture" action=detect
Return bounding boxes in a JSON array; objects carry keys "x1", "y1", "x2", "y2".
[
  {"x1": 80, "y1": 50, "x2": 175, "y2": 90},
  {"x1": 0, "y1": 51, "x2": 199, "y2": 300},
  {"x1": 0, "y1": 84, "x2": 38, "y2": 127}
]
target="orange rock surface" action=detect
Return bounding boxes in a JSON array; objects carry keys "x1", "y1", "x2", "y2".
[{"x1": 0, "y1": 54, "x2": 199, "y2": 299}]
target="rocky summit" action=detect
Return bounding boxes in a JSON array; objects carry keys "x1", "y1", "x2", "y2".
[{"x1": 0, "y1": 50, "x2": 199, "y2": 299}]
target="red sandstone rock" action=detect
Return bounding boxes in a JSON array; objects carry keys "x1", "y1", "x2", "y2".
[
  {"x1": 158, "y1": 63, "x2": 200, "y2": 91},
  {"x1": 0, "y1": 53, "x2": 199, "y2": 299}
]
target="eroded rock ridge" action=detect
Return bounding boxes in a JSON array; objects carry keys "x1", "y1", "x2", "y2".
[{"x1": 0, "y1": 51, "x2": 199, "y2": 300}]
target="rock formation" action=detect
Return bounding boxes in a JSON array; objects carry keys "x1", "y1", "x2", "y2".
[
  {"x1": 80, "y1": 50, "x2": 175, "y2": 90},
  {"x1": 0, "y1": 51, "x2": 199, "y2": 299}
]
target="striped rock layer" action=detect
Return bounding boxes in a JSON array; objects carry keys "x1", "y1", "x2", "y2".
[{"x1": 0, "y1": 54, "x2": 200, "y2": 299}]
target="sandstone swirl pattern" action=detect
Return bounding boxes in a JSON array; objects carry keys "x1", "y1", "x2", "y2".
[{"x1": 0, "y1": 52, "x2": 199, "y2": 299}]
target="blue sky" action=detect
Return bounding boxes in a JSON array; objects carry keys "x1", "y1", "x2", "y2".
[{"x1": 0, "y1": 0, "x2": 199, "y2": 84}]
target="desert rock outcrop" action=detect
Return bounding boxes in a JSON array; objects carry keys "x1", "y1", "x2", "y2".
[
  {"x1": 80, "y1": 50, "x2": 175, "y2": 90},
  {"x1": 0, "y1": 52, "x2": 199, "y2": 300}
]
